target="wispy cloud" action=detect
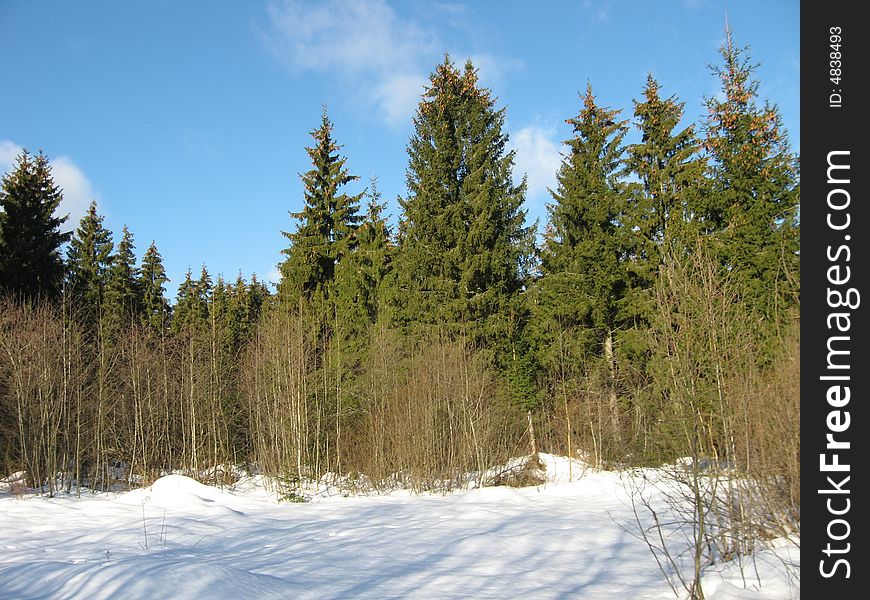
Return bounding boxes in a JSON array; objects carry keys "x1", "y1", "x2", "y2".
[
  {"x1": 0, "y1": 140, "x2": 21, "y2": 173},
  {"x1": 0, "y1": 140, "x2": 95, "y2": 228},
  {"x1": 262, "y1": 0, "x2": 519, "y2": 126},
  {"x1": 371, "y1": 73, "x2": 430, "y2": 126},
  {"x1": 509, "y1": 126, "x2": 561, "y2": 201},
  {"x1": 264, "y1": 0, "x2": 435, "y2": 74},
  {"x1": 266, "y1": 266, "x2": 282, "y2": 288},
  {"x1": 51, "y1": 156, "x2": 97, "y2": 228},
  {"x1": 262, "y1": 0, "x2": 435, "y2": 125},
  {"x1": 580, "y1": 0, "x2": 616, "y2": 21}
]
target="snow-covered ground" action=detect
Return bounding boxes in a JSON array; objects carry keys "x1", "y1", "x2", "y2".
[{"x1": 0, "y1": 455, "x2": 798, "y2": 599}]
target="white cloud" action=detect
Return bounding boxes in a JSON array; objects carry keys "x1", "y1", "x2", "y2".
[
  {"x1": 51, "y1": 156, "x2": 97, "y2": 228},
  {"x1": 372, "y1": 73, "x2": 429, "y2": 125},
  {"x1": 509, "y1": 126, "x2": 562, "y2": 200},
  {"x1": 263, "y1": 0, "x2": 436, "y2": 126},
  {"x1": 0, "y1": 140, "x2": 95, "y2": 227},
  {"x1": 265, "y1": 0, "x2": 434, "y2": 73},
  {"x1": 262, "y1": 0, "x2": 520, "y2": 127},
  {"x1": 0, "y1": 140, "x2": 21, "y2": 173},
  {"x1": 267, "y1": 266, "x2": 282, "y2": 288}
]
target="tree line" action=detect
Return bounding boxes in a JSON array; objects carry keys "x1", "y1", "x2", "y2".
[{"x1": 0, "y1": 30, "x2": 798, "y2": 531}]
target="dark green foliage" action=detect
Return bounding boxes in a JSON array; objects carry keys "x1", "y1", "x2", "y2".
[
  {"x1": 278, "y1": 110, "x2": 363, "y2": 305},
  {"x1": 0, "y1": 150, "x2": 71, "y2": 300},
  {"x1": 334, "y1": 178, "x2": 393, "y2": 360},
  {"x1": 66, "y1": 200, "x2": 114, "y2": 328},
  {"x1": 393, "y1": 56, "x2": 533, "y2": 358},
  {"x1": 210, "y1": 275, "x2": 231, "y2": 342},
  {"x1": 627, "y1": 75, "x2": 707, "y2": 265},
  {"x1": 209, "y1": 273, "x2": 268, "y2": 363},
  {"x1": 356, "y1": 179, "x2": 393, "y2": 317},
  {"x1": 507, "y1": 348, "x2": 542, "y2": 413},
  {"x1": 172, "y1": 266, "x2": 211, "y2": 333},
  {"x1": 171, "y1": 270, "x2": 196, "y2": 332},
  {"x1": 102, "y1": 226, "x2": 142, "y2": 338},
  {"x1": 139, "y1": 241, "x2": 170, "y2": 334},
  {"x1": 534, "y1": 84, "x2": 635, "y2": 371},
  {"x1": 226, "y1": 273, "x2": 269, "y2": 352},
  {"x1": 702, "y1": 29, "x2": 800, "y2": 319},
  {"x1": 246, "y1": 274, "x2": 271, "y2": 325}
]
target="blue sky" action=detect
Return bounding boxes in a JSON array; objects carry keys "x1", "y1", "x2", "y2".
[{"x1": 0, "y1": 0, "x2": 799, "y2": 299}]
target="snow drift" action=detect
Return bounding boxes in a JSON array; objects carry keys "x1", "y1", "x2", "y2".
[{"x1": 0, "y1": 455, "x2": 799, "y2": 599}]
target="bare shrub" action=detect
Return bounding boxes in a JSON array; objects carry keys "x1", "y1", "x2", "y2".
[
  {"x1": 630, "y1": 250, "x2": 800, "y2": 599},
  {"x1": 348, "y1": 328, "x2": 522, "y2": 491},
  {"x1": 489, "y1": 453, "x2": 546, "y2": 488},
  {"x1": 0, "y1": 299, "x2": 87, "y2": 494},
  {"x1": 241, "y1": 302, "x2": 315, "y2": 485}
]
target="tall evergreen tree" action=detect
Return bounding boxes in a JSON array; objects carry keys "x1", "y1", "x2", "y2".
[
  {"x1": 537, "y1": 84, "x2": 632, "y2": 360},
  {"x1": 139, "y1": 241, "x2": 170, "y2": 334},
  {"x1": 393, "y1": 56, "x2": 532, "y2": 357},
  {"x1": 534, "y1": 84, "x2": 635, "y2": 433},
  {"x1": 226, "y1": 273, "x2": 263, "y2": 355},
  {"x1": 626, "y1": 75, "x2": 707, "y2": 265},
  {"x1": 246, "y1": 274, "x2": 271, "y2": 325},
  {"x1": 66, "y1": 200, "x2": 114, "y2": 326},
  {"x1": 0, "y1": 150, "x2": 71, "y2": 300},
  {"x1": 209, "y1": 275, "x2": 234, "y2": 377},
  {"x1": 172, "y1": 270, "x2": 198, "y2": 334},
  {"x1": 334, "y1": 178, "x2": 394, "y2": 362},
  {"x1": 102, "y1": 225, "x2": 141, "y2": 338},
  {"x1": 172, "y1": 266, "x2": 211, "y2": 334},
  {"x1": 336, "y1": 180, "x2": 392, "y2": 321},
  {"x1": 277, "y1": 110, "x2": 365, "y2": 475},
  {"x1": 278, "y1": 110, "x2": 363, "y2": 305},
  {"x1": 702, "y1": 28, "x2": 800, "y2": 318}
]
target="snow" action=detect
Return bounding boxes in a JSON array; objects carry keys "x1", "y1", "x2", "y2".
[{"x1": 0, "y1": 454, "x2": 799, "y2": 599}]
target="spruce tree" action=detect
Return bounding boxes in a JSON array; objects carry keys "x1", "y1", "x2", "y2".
[
  {"x1": 227, "y1": 273, "x2": 261, "y2": 354},
  {"x1": 393, "y1": 56, "x2": 532, "y2": 356},
  {"x1": 66, "y1": 200, "x2": 114, "y2": 327},
  {"x1": 139, "y1": 241, "x2": 170, "y2": 334},
  {"x1": 277, "y1": 110, "x2": 365, "y2": 475},
  {"x1": 703, "y1": 29, "x2": 800, "y2": 318},
  {"x1": 172, "y1": 266, "x2": 210, "y2": 334},
  {"x1": 226, "y1": 274, "x2": 249, "y2": 352},
  {"x1": 0, "y1": 150, "x2": 71, "y2": 300},
  {"x1": 246, "y1": 274, "x2": 271, "y2": 326},
  {"x1": 335, "y1": 180, "x2": 392, "y2": 324},
  {"x1": 333, "y1": 178, "x2": 394, "y2": 365},
  {"x1": 103, "y1": 225, "x2": 142, "y2": 338},
  {"x1": 626, "y1": 75, "x2": 707, "y2": 265},
  {"x1": 209, "y1": 275, "x2": 232, "y2": 383},
  {"x1": 278, "y1": 110, "x2": 363, "y2": 305},
  {"x1": 209, "y1": 274, "x2": 236, "y2": 357},
  {"x1": 537, "y1": 84, "x2": 632, "y2": 358},
  {"x1": 534, "y1": 84, "x2": 634, "y2": 434},
  {"x1": 172, "y1": 270, "x2": 198, "y2": 334}
]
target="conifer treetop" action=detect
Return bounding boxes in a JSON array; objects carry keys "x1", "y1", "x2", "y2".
[
  {"x1": 279, "y1": 110, "x2": 363, "y2": 302},
  {"x1": 0, "y1": 149, "x2": 71, "y2": 299}
]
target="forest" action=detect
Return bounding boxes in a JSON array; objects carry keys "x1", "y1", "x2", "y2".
[{"x1": 0, "y1": 29, "x2": 799, "y2": 547}]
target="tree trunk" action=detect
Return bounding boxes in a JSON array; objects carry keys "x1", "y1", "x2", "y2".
[
  {"x1": 526, "y1": 410, "x2": 537, "y2": 456},
  {"x1": 604, "y1": 328, "x2": 620, "y2": 446}
]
